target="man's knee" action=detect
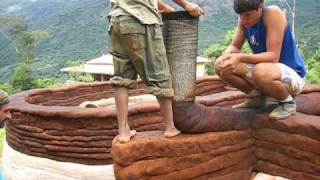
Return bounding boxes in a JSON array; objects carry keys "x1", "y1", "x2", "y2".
[
  {"x1": 252, "y1": 64, "x2": 269, "y2": 83},
  {"x1": 252, "y1": 63, "x2": 281, "y2": 85}
]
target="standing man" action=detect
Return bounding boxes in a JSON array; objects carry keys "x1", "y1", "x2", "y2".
[
  {"x1": 214, "y1": 0, "x2": 306, "y2": 120},
  {"x1": 108, "y1": 0, "x2": 204, "y2": 143},
  {"x1": 0, "y1": 90, "x2": 11, "y2": 125}
]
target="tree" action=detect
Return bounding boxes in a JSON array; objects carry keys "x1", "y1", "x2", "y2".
[
  {"x1": 0, "y1": 83, "x2": 17, "y2": 95},
  {"x1": 3, "y1": 17, "x2": 48, "y2": 65},
  {"x1": 281, "y1": 0, "x2": 296, "y2": 39},
  {"x1": 10, "y1": 63, "x2": 37, "y2": 91},
  {"x1": 204, "y1": 43, "x2": 226, "y2": 60},
  {"x1": 203, "y1": 28, "x2": 252, "y2": 75},
  {"x1": 36, "y1": 78, "x2": 63, "y2": 88},
  {"x1": 0, "y1": 16, "x2": 48, "y2": 91},
  {"x1": 306, "y1": 44, "x2": 320, "y2": 84}
]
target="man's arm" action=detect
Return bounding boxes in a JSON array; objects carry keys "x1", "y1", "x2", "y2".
[
  {"x1": 215, "y1": 19, "x2": 245, "y2": 71},
  {"x1": 224, "y1": 19, "x2": 246, "y2": 54},
  {"x1": 172, "y1": 0, "x2": 204, "y2": 17},
  {"x1": 239, "y1": 6, "x2": 287, "y2": 64},
  {"x1": 158, "y1": 0, "x2": 175, "y2": 13}
]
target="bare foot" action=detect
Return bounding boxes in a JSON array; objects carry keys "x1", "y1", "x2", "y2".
[
  {"x1": 164, "y1": 128, "x2": 181, "y2": 138},
  {"x1": 118, "y1": 130, "x2": 136, "y2": 143}
]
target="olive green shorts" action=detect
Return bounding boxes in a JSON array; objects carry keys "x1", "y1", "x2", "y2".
[{"x1": 108, "y1": 15, "x2": 174, "y2": 98}]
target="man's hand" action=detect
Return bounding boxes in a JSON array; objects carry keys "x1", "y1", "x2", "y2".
[
  {"x1": 184, "y1": 2, "x2": 204, "y2": 17},
  {"x1": 217, "y1": 53, "x2": 243, "y2": 72},
  {"x1": 215, "y1": 54, "x2": 231, "y2": 73}
]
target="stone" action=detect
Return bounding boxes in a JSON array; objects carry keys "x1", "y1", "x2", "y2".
[
  {"x1": 112, "y1": 131, "x2": 255, "y2": 179},
  {"x1": 253, "y1": 128, "x2": 320, "y2": 154},
  {"x1": 253, "y1": 113, "x2": 320, "y2": 141},
  {"x1": 256, "y1": 161, "x2": 320, "y2": 180},
  {"x1": 255, "y1": 140, "x2": 320, "y2": 166},
  {"x1": 112, "y1": 130, "x2": 252, "y2": 165},
  {"x1": 255, "y1": 148, "x2": 320, "y2": 175}
]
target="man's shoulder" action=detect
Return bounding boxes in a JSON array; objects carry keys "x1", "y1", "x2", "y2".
[
  {"x1": 266, "y1": 5, "x2": 282, "y2": 12},
  {"x1": 265, "y1": 5, "x2": 285, "y2": 18},
  {"x1": 264, "y1": 5, "x2": 287, "y2": 25}
]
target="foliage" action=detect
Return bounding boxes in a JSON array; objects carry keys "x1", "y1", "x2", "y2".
[
  {"x1": 204, "y1": 28, "x2": 252, "y2": 58},
  {"x1": 0, "y1": 16, "x2": 47, "y2": 64},
  {"x1": 0, "y1": 128, "x2": 5, "y2": 157},
  {"x1": 0, "y1": 83, "x2": 17, "y2": 95},
  {"x1": 65, "y1": 60, "x2": 95, "y2": 83},
  {"x1": 10, "y1": 62, "x2": 37, "y2": 91},
  {"x1": 204, "y1": 43, "x2": 226, "y2": 60},
  {"x1": 0, "y1": 16, "x2": 48, "y2": 91},
  {"x1": 0, "y1": 77, "x2": 64, "y2": 95},
  {"x1": 68, "y1": 73, "x2": 95, "y2": 83},
  {"x1": 203, "y1": 28, "x2": 252, "y2": 75},
  {"x1": 306, "y1": 44, "x2": 320, "y2": 84},
  {"x1": 307, "y1": 64, "x2": 320, "y2": 84},
  {"x1": 204, "y1": 61, "x2": 215, "y2": 75},
  {"x1": 36, "y1": 78, "x2": 63, "y2": 88}
]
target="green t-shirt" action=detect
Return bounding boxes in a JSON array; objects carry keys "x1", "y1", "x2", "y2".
[{"x1": 109, "y1": 0, "x2": 162, "y2": 25}]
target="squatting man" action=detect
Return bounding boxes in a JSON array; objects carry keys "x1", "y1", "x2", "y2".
[{"x1": 214, "y1": 0, "x2": 306, "y2": 120}]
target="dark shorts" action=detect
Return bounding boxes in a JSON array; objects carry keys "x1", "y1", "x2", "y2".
[{"x1": 108, "y1": 15, "x2": 174, "y2": 98}]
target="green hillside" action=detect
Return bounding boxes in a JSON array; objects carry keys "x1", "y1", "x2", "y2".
[
  {"x1": 0, "y1": 0, "x2": 110, "y2": 82},
  {"x1": 0, "y1": 0, "x2": 319, "y2": 82}
]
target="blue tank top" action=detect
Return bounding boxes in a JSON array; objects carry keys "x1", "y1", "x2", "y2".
[{"x1": 245, "y1": 8, "x2": 306, "y2": 78}]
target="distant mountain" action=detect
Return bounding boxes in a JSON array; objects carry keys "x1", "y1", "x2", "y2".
[
  {"x1": 0, "y1": 0, "x2": 109, "y2": 82},
  {"x1": 0, "y1": 0, "x2": 319, "y2": 82}
]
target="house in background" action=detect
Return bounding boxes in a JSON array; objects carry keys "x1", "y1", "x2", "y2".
[
  {"x1": 61, "y1": 54, "x2": 114, "y2": 81},
  {"x1": 196, "y1": 56, "x2": 212, "y2": 77},
  {"x1": 61, "y1": 54, "x2": 212, "y2": 82}
]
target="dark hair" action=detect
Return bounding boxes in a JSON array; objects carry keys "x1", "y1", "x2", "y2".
[{"x1": 234, "y1": 0, "x2": 264, "y2": 14}]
